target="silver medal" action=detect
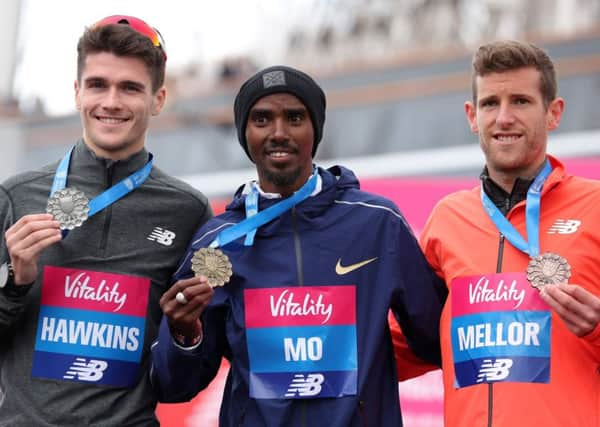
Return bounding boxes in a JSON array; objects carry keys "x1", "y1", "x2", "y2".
[
  {"x1": 46, "y1": 187, "x2": 90, "y2": 230},
  {"x1": 526, "y1": 252, "x2": 571, "y2": 289}
]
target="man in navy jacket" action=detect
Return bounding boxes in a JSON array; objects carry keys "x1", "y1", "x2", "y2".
[{"x1": 151, "y1": 65, "x2": 446, "y2": 427}]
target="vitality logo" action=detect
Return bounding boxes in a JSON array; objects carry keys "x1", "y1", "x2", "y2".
[
  {"x1": 476, "y1": 358, "x2": 514, "y2": 383},
  {"x1": 284, "y1": 373, "x2": 325, "y2": 397},
  {"x1": 63, "y1": 357, "x2": 108, "y2": 382}
]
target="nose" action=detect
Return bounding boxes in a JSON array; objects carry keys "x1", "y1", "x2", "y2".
[
  {"x1": 271, "y1": 117, "x2": 289, "y2": 141},
  {"x1": 496, "y1": 102, "x2": 515, "y2": 127},
  {"x1": 101, "y1": 87, "x2": 122, "y2": 109}
]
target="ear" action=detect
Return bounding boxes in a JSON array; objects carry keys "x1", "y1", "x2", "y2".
[
  {"x1": 74, "y1": 80, "x2": 81, "y2": 110},
  {"x1": 151, "y1": 86, "x2": 167, "y2": 116},
  {"x1": 546, "y1": 97, "x2": 564, "y2": 131},
  {"x1": 465, "y1": 101, "x2": 478, "y2": 133}
]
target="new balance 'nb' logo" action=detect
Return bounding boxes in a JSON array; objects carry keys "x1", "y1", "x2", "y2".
[
  {"x1": 547, "y1": 219, "x2": 581, "y2": 234},
  {"x1": 476, "y1": 358, "x2": 513, "y2": 383},
  {"x1": 147, "y1": 227, "x2": 176, "y2": 246},
  {"x1": 284, "y1": 373, "x2": 325, "y2": 397},
  {"x1": 63, "y1": 358, "x2": 108, "y2": 382}
]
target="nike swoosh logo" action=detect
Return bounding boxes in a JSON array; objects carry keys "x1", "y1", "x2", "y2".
[{"x1": 335, "y1": 257, "x2": 378, "y2": 275}]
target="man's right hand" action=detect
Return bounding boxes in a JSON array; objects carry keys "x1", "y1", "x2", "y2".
[
  {"x1": 4, "y1": 214, "x2": 61, "y2": 285},
  {"x1": 160, "y1": 275, "x2": 214, "y2": 341}
]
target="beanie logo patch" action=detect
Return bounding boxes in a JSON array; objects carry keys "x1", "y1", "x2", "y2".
[{"x1": 262, "y1": 70, "x2": 286, "y2": 88}]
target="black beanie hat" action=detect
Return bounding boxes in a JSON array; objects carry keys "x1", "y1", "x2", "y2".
[{"x1": 233, "y1": 65, "x2": 327, "y2": 161}]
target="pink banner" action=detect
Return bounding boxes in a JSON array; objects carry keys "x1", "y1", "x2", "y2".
[{"x1": 41, "y1": 266, "x2": 150, "y2": 316}]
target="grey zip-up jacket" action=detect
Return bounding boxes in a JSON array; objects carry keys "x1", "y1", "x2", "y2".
[{"x1": 0, "y1": 140, "x2": 212, "y2": 426}]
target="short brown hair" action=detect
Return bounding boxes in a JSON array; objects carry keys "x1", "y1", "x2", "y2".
[
  {"x1": 471, "y1": 40, "x2": 557, "y2": 107},
  {"x1": 76, "y1": 24, "x2": 166, "y2": 93}
]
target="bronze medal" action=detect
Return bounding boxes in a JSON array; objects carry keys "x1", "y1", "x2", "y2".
[
  {"x1": 526, "y1": 252, "x2": 571, "y2": 289},
  {"x1": 191, "y1": 247, "x2": 232, "y2": 288},
  {"x1": 46, "y1": 187, "x2": 90, "y2": 230}
]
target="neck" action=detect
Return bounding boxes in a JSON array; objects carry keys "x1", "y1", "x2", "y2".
[{"x1": 487, "y1": 158, "x2": 548, "y2": 193}]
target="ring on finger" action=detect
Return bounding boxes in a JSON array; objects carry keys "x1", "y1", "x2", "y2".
[{"x1": 175, "y1": 291, "x2": 188, "y2": 305}]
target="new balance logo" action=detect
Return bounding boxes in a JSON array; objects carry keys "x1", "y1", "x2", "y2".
[
  {"x1": 284, "y1": 373, "x2": 325, "y2": 397},
  {"x1": 147, "y1": 227, "x2": 176, "y2": 246},
  {"x1": 476, "y1": 358, "x2": 513, "y2": 383},
  {"x1": 547, "y1": 219, "x2": 581, "y2": 234},
  {"x1": 63, "y1": 358, "x2": 108, "y2": 382}
]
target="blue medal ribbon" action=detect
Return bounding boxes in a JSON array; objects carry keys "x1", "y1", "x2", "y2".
[
  {"x1": 211, "y1": 168, "x2": 318, "y2": 248},
  {"x1": 50, "y1": 146, "x2": 153, "y2": 233},
  {"x1": 480, "y1": 159, "x2": 552, "y2": 257}
]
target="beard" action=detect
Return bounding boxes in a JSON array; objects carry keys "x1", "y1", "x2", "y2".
[{"x1": 263, "y1": 166, "x2": 303, "y2": 188}]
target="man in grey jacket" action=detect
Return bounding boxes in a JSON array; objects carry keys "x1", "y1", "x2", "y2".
[{"x1": 0, "y1": 15, "x2": 212, "y2": 426}]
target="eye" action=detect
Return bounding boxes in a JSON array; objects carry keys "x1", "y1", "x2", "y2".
[
  {"x1": 480, "y1": 99, "x2": 497, "y2": 108},
  {"x1": 288, "y1": 111, "x2": 305, "y2": 123},
  {"x1": 86, "y1": 79, "x2": 105, "y2": 89},
  {"x1": 250, "y1": 111, "x2": 269, "y2": 126},
  {"x1": 514, "y1": 97, "x2": 529, "y2": 105}
]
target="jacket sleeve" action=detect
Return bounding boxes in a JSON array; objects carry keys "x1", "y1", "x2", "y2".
[
  {"x1": 388, "y1": 311, "x2": 439, "y2": 381},
  {"x1": 390, "y1": 219, "x2": 447, "y2": 368},
  {"x1": 0, "y1": 185, "x2": 29, "y2": 337},
  {"x1": 151, "y1": 304, "x2": 226, "y2": 403}
]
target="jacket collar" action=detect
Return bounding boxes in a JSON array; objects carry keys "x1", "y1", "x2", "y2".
[{"x1": 480, "y1": 155, "x2": 566, "y2": 215}]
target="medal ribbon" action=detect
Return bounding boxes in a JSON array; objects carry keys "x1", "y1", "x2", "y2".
[
  {"x1": 480, "y1": 159, "x2": 552, "y2": 257},
  {"x1": 50, "y1": 145, "x2": 154, "y2": 217},
  {"x1": 211, "y1": 168, "x2": 318, "y2": 248}
]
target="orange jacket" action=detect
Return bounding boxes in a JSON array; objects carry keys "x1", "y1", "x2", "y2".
[{"x1": 399, "y1": 156, "x2": 600, "y2": 427}]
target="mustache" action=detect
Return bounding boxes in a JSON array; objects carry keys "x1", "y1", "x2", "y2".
[{"x1": 265, "y1": 140, "x2": 297, "y2": 153}]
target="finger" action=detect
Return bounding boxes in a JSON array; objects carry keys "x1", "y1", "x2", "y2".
[
  {"x1": 558, "y1": 284, "x2": 600, "y2": 310},
  {"x1": 6, "y1": 219, "x2": 61, "y2": 250},
  {"x1": 541, "y1": 286, "x2": 596, "y2": 336},
  {"x1": 10, "y1": 228, "x2": 62, "y2": 256},
  {"x1": 6, "y1": 214, "x2": 58, "y2": 238}
]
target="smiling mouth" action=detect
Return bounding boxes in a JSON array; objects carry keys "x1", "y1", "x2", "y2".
[
  {"x1": 268, "y1": 151, "x2": 293, "y2": 158},
  {"x1": 494, "y1": 134, "x2": 522, "y2": 143},
  {"x1": 96, "y1": 116, "x2": 128, "y2": 124}
]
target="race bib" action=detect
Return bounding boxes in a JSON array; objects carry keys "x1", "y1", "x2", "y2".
[
  {"x1": 244, "y1": 286, "x2": 357, "y2": 399},
  {"x1": 32, "y1": 266, "x2": 150, "y2": 387},
  {"x1": 451, "y1": 273, "x2": 551, "y2": 387}
]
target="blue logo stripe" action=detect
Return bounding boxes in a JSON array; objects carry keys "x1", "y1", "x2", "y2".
[
  {"x1": 247, "y1": 325, "x2": 357, "y2": 373},
  {"x1": 451, "y1": 310, "x2": 551, "y2": 362},
  {"x1": 249, "y1": 370, "x2": 357, "y2": 399},
  {"x1": 35, "y1": 306, "x2": 145, "y2": 362},
  {"x1": 32, "y1": 350, "x2": 141, "y2": 387},
  {"x1": 454, "y1": 356, "x2": 550, "y2": 387}
]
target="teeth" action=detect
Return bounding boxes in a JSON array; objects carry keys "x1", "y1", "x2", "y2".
[
  {"x1": 270, "y1": 152, "x2": 289, "y2": 157},
  {"x1": 98, "y1": 117, "x2": 125, "y2": 124},
  {"x1": 496, "y1": 135, "x2": 519, "y2": 141}
]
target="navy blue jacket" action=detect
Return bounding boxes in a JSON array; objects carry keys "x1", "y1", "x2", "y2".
[{"x1": 151, "y1": 166, "x2": 445, "y2": 427}]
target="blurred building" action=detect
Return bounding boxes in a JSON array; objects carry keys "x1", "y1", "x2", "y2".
[{"x1": 1, "y1": 0, "x2": 600, "y2": 195}]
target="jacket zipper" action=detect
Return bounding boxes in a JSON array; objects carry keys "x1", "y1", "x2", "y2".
[
  {"x1": 291, "y1": 206, "x2": 307, "y2": 427},
  {"x1": 99, "y1": 163, "x2": 114, "y2": 251},
  {"x1": 488, "y1": 197, "x2": 510, "y2": 427},
  {"x1": 291, "y1": 207, "x2": 304, "y2": 286}
]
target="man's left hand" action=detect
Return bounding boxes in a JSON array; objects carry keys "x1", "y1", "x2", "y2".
[{"x1": 540, "y1": 283, "x2": 600, "y2": 337}]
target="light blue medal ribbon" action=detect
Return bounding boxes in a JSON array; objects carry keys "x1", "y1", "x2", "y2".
[
  {"x1": 210, "y1": 168, "x2": 318, "y2": 249},
  {"x1": 243, "y1": 187, "x2": 259, "y2": 246},
  {"x1": 480, "y1": 159, "x2": 552, "y2": 257},
  {"x1": 50, "y1": 146, "x2": 153, "y2": 234}
]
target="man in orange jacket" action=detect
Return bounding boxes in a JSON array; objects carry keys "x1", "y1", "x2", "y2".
[{"x1": 392, "y1": 40, "x2": 600, "y2": 426}]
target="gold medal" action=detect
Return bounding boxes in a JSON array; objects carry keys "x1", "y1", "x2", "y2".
[
  {"x1": 191, "y1": 247, "x2": 232, "y2": 288},
  {"x1": 46, "y1": 187, "x2": 90, "y2": 230},
  {"x1": 526, "y1": 252, "x2": 571, "y2": 289}
]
